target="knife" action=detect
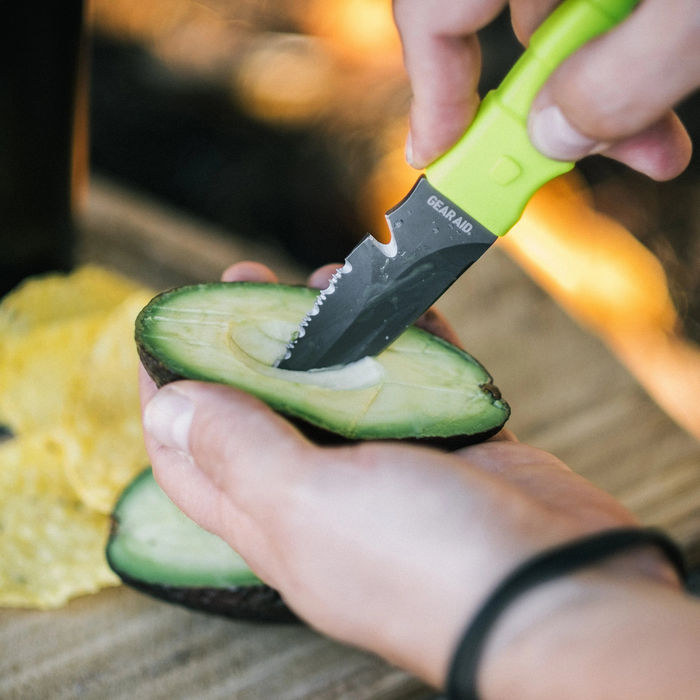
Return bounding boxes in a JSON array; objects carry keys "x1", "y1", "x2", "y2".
[{"x1": 278, "y1": 0, "x2": 642, "y2": 371}]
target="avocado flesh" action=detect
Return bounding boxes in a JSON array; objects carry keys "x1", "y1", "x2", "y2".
[
  {"x1": 136, "y1": 282, "x2": 509, "y2": 444},
  {"x1": 108, "y1": 468, "x2": 297, "y2": 622},
  {"x1": 108, "y1": 469, "x2": 259, "y2": 588}
]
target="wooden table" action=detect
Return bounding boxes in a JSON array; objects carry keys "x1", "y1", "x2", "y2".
[{"x1": 2, "y1": 177, "x2": 699, "y2": 699}]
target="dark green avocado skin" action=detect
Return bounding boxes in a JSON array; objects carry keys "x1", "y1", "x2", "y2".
[
  {"x1": 112, "y1": 569, "x2": 299, "y2": 624},
  {"x1": 137, "y1": 343, "x2": 183, "y2": 388},
  {"x1": 137, "y1": 344, "x2": 508, "y2": 450}
]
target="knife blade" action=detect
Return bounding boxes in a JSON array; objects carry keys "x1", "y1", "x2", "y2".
[
  {"x1": 278, "y1": 176, "x2": 497, "y2": 370},
  {"x1": 278, "y1": 0, "x2": 642, "y2": 371}
]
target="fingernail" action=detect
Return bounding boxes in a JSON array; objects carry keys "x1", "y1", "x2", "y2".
[
  {"x1": 405, "y1": 131, "x2": 414, "y2": 166},
  {"x1": 529, "y1": 105, "x2": 608, "y2": 161},
  {"x1": 143, "y1": 387, "x2": 194, "y2": 455}
]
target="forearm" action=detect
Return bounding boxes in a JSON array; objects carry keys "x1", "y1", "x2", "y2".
[{"x1": 479, "y1": 570, "x2": 700, "y2": 700}]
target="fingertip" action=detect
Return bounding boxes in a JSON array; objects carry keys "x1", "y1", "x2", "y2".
[
  {"x1": 407, "y1": 133, "x2": 446, "y2": 171},
  {"x1": 307, "y1": 264, "x2": 343, "y2": 289},
  {"x1": 487, "y1": 428, "x2": 519, "y2": 444},
  {"x1": 409, "y1": 91, "x2": 480, "y2": 168},
  {"x1": 510, "y1": 0, "x2": 562, "y2": 47},
  {"x1": 528, "y1": 99, "x2": 692, "y2": 180},
  {"x1": 602, "y1": 112, "x2": 693, "y2": 181},
  {"x1": 405, "y1": 130, "x2": 415, "y2": 168},
  {"x1": 221, "y1": 262, "x2": 278, "y2": 284},
  {"x1": 149, "y1": 439, "x2": 226, "y2": 537},
  {"x1": 528, "y1": 102, "x2": 607, "y2": 162},
  {"x1": 414, "y1": 308, "x2": 463, "y2": 348}
]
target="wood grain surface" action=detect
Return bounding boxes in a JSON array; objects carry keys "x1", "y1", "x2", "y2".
[{"x1": 1, "y1": 176, "x2": 699, "y2": 699}]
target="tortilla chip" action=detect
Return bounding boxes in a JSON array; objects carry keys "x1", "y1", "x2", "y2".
[
  {"x1": 0, "y1": 267, "x2": 155, "y2": 609},
  {"x1": 0, "y1": 434, "x2": 119, "y2": 609},
  {"x1": 60, "y1": 292, "x2": 152, "y2": 512},
  {"x1": 0, "y1": 317, "x2": 105, "y2": 432},
  {"x1": 0, "y1": 265, "x2": 143, "y2": 335}
]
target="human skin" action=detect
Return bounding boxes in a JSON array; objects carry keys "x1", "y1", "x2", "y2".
[
  {"x1": 393, "y1": 0, "x2": 699, "y2": 180},
  {"x1": 141, "y1": 262, "x2": 700, "y2": 698}
]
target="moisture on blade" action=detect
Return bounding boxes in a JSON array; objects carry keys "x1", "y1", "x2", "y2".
[{"x1": 278, "y1": 176, "x2": 498, "y2": 371}]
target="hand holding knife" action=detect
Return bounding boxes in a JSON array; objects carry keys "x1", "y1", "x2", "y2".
[{"x1": 279, "y1": 0, "x2": 642, "y2": 371}]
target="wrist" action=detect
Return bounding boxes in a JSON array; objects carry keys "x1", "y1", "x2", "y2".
[
  {"x1": 477, "y1": 556, "x2": 689, "y2": 700},
  {"x1": 478, "y1": 567, "x2": 624, "y2": 699}
]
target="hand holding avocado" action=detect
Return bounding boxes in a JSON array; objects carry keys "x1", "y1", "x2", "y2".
[
  {"x1": 139, "y1": 262, "x2": 700, "y2": 697},
  {"x1": 395, "y1": 0, "x2": 698, "y2": 180}
]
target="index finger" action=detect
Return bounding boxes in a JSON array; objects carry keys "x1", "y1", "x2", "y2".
[
  {"x1": 509, "y1": 0, "x2": 564, "y2": 45},
  {"x1": 221, "y1": 261, "x2": 279, "y2": 283},
  {"x1": 394, "y1": 0, "x2": 504, "y2": 168}
]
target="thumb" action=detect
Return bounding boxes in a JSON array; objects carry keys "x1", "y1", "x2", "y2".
[
  {"x1": 142, "y1": 380, "x2": 314, "y2": 559},
  {"x1": 528, "y1": 0, "x2": 698, "y2": 180}
]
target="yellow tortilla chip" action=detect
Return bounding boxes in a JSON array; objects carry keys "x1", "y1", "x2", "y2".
[
  {"x1": 0, "y1": 265, "x2": 144, "y2": 335},
  {"x1": 61, "y1": 292, "x2": 153, "y2": 512},
  {"x1": 0, "y1": 268, "x2": 155, "y2": 609},
  {"x1": 0, "y1": 266, "x2": 152, "y2": 432},
  {"x1": 0, "y1": 317, "x2": 105, "y2": 432},
  {"x1": 58, "y1": 419, "x2": 149, "y2": 514},
  {"x1": 0, "y1": 434, "x2": 119, "y2": 609},
  {"x1": 71, "y1": 291, "x2": 153, "y2": 419}
]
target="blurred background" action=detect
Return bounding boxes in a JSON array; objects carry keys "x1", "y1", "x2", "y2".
[
  {"x1": 86, "y1": 0, "x2": 527, "y2": 269},
  {"x1": 4, "y1": 0, "x2": 700, "y2": 322},
  {"x1": 85, "y1": 0, "x2": 700, "y2": 443},
  {"x1": 83, "y1": 0, "x2": 700, "y2": 332}
]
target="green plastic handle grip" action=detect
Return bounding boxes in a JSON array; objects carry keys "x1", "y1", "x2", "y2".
[{"x1": 425, "y1": 0, "x2": 642, "y2": 236}]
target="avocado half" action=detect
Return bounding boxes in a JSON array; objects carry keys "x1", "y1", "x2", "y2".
[
  {"x1": 107, "y1": 467, "x2": 298, "y2": 623},
  {"x1": 135, "y1": 282, "x2": 510, "y2": 448},
  {"x1": 119, "y1": 282, "x2": 510, "y2": 620}
]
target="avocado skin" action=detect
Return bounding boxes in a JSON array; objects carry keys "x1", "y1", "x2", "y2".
[
  {"x1": 112, "y1": 568, "x2": 299, "y2": 623},
  {"x1": 137, "y1": 344, "x2": 508, "y2": 450},
  {"x1": 137, "y1": 343, "x2": 184, "y2": 387},
  {"x1": 284, "y1": 414, "x2": 504, "y2": 450}
]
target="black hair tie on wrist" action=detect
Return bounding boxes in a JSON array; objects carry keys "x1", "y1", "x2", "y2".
[{"x1": 447, "y1": 527, "x2": 687, "y2": 700}]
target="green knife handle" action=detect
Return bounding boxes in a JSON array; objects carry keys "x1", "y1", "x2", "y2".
[{"x1": 425, "y1": 0, "x2": 642, "y2": 236}]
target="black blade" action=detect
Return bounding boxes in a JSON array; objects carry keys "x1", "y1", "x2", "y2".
[{"x1": 278, "y1": 176, "x2": 497, "y2": 370}]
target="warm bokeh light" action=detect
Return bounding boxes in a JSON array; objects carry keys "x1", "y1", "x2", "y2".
[
  {"x1": 301, "y1": 0, "x2": 402, "y2": 66},
  {"x1": 92, "y1": 0, "x2": 194, "y2": 44},
  {"x1": 506, "y1": 173, "x2": 676, "y2": 335},
  {"x1": 504, "y1": 173, "x2": 700, "y2": 441},
  {"x1": 359, "y1": 118, "x2": 421, "y2": 242},
  {"x1": 234, "y1": 33, "x2": 337, "y2": 125},
  {"x1": 91, "y1": 0, "x2": 242, "y2": 77},
  {"x1": 90, "y1": 0, "x2": 404, "y2": 124},
  {"x1": 150, "y1": 5, "x2": 240, "y2": 76},
  {"x1": 88, "y1": 0, "x2": 700, "y2": 441}
]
